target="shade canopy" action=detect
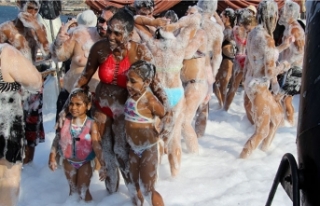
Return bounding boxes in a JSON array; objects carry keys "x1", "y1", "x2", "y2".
[{"x1": 85, "y1": 0, "x2": 305, "y2": 16}]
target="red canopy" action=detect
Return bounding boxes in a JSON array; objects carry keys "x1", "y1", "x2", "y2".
[{"x1": 85, "y1": 0, "x2": 306, "y2": 15}]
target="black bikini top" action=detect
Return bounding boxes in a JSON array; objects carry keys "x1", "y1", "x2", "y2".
[{"x1": 0, "y1": 66, "x2": 21, "y2": 93}]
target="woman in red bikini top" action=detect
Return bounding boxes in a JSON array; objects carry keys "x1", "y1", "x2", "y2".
[{"x1": 68, "y1": 9, "x2": 154, "y2": 197}]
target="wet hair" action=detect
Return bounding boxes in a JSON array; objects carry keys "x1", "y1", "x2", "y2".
[
  {"x1": 257, "y1": 0, "x2": 278, "y2": 38},
  {"x1": 134, "y1": 0, "x2": 154, "y2": 10},
  {"x1": 239, "y1": 8, "x2": 255, "y2": 26},
  {"x1": 235, "y1": 9, "x2": 244, "y2": 25},
  {"x1": 69, "y1": 88, "x2": 92, "y2": 106},
  {"x1": 283, "y1": 1, "x2": 300, "y2": 21},
  {"x1": 129, "y1": 60, "x2": 156, "y2": 82},
  {"x1": 18, "y1": 0, "x2": 40, "y2": 10},
  {"x1": 164, "y1": 10, "x2": 178, "y2": 23},
  {"x1": 103, "y1": 5, "x2": 119, "y2": 14},
  {"x1": 197, "y1": 0, "x2": 217, "y2": 14},
  {"x1": 108, "y1": 9, "x2": 134, "y2": 33},
  {"x1": 223, "y1": 8, "x2": 236, "y2": 27}
]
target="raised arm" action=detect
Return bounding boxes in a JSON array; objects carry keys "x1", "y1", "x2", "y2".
[
  {"x1": 51, "y1": 20, "x2": 77, "y2": 62},
  {"x1": 134, "y1": 15, "x2": 167, "y2": 28},
  {"x1": 0, "y1": 23, "x2": 9, "y2": 43},
  {"x1": 1, "y1": 44, "x2": 42, "y2": 92},
  {"x1": 289, "y1": 27, "x2": 305, "y2": 65},
  {"x1": 264, "y1": 37, "x2": 290, "y2": 79},
  {"x1": 73, "y1": 40, "x2": 103, "y2": 89},
  {"x1": 18, "y1": 12, "x2": 50, "y2": 56},
  {"x1": 184, "y1": 29, "x2": 207, "y2": 59}
]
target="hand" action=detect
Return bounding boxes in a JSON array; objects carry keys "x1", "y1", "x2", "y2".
[
  {"x1": 49, "y1": 160, "x2": 57, "y2": 171},
  {"x1": 99, "y1": 168, "x2": 107, "y2": 181},
  {"x1": 283, "y1": 35, "x2": 295, "y2": 46},
  {"x1": 18, "y1": 12, "x2": 41, "y2": 30},
  {"x1": 281, "y1": 60, "x2": 291, "y2": 72},
  {"x1": 56, "y1": 110, "x2": 67, "y2": 129}
]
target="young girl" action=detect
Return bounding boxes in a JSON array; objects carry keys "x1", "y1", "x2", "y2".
[
  {"x1": 48, "y1": 88, "x2": 107, "y2": 202},
  {"x1": 125, "y1": 61, "x2": 166, "y2": 206}
]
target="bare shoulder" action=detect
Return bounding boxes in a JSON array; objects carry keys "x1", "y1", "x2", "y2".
[
  {"x1": 0, "y1": 21, "x2": 13, "y2": 29},
  {"x1": 91, "y1": 38, "x2": 108, "y2": 51},
  {"x1": 132, "y1": 41, "x2": 153, "y2": 62},
  {"x1": 1, "y1": 43, "x2": 18, "y2": 55}
]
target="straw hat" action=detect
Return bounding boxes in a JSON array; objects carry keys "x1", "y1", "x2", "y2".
[{"x1": 76, "y1": 10, "x2": 97, "y2": 27}]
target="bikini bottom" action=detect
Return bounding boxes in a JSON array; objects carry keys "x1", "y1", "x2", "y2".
[
  {"x1": 67, "y1": 159, "x2": 88, "y2": 169},
  {"x1": 164, "y1": 87, "x2": 184, "y2": 108},
  {"x1": 94, "y1": 100, "x2": 113, "y2": 118}
]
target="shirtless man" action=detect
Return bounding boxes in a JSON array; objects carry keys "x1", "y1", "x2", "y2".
[
  {"x1": 240, "y1": 0, "x2": 292, "y2": 159},
  {"x1": 278, "y1": 1, "x2": 305, "y2": 125},
  {"x1": 52, "y1": 6, "x2": 118, "y2": 122},
  {"x1": 131, "y1": 0, "x2": 156, "y2": 43},
  {"x1": 0, "y1": 0, "x2": 50, "y2": 164},
  {"x1": 194, "y1": 0, "x2": 224, "y2": 138}
]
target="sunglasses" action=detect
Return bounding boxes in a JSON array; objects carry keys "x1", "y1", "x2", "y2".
[{"x1": 97, "y1": 16, "x2": 107, "y2": 24}]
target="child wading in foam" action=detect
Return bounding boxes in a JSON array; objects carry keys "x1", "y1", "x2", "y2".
[
  {"x1": 125, "y1": 61, "x2": 166, "y2": 206},
  {"x1": 48, "y1": 88, "x2": 107, "y2": 202}
]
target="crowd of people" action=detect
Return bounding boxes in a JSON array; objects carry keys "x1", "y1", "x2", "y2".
[{"x1": 0, "y1": 0, "x2": 305, "y2": 205}]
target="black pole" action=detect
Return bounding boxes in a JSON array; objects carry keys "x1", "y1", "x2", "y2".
[
  {"x1": 296, "y1": 1, "x2": 320, "y2": 206},
  {"x1": 265, "y1": 153, "x2": 300, "y2": 206}
]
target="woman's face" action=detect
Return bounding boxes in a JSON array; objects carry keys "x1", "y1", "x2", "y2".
[
  {"x1": 126, "y1": 70, "x2": 145, "y2": 97},
  {"x1": 107, "y1": 19, "x2": 129, "y2": 50},
  {"x1": 24, "y1": 2, "x2": 39, "y2": 16},
  {"x1": 221, "y1": 12, "x2": 228, "y2": 24}
]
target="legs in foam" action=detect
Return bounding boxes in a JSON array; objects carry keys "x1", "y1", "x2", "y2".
[{"x1": 182, "y1": 82, "x2": 207, "y2": 153}]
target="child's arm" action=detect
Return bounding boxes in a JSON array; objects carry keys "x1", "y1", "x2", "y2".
[
  {"x1": 91, "y1": 122, "x2": 107, "y2": 181},
  {"x1": 48, "y1": 131, "x2": 60, "y2": 171},
  {"x1": 148, "y1": 94, "x2": 166, "y2": 118},
  {"x1": 148, "y1": 93, "x2": 173, "y2": 141}
]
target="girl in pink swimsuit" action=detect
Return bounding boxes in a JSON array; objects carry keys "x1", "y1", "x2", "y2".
[
  {"x1": 125, "y1": 61, "x2": 166, "y2": 206},
  {"x1": 49, "y1": 89, "x2": 107, "y2": 202}
]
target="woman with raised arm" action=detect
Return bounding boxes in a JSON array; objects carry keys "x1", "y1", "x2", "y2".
[
  {"x1": 135, "y1": 12, "x2": 202, "y2": 176},
  {"x1": 181, "y1": 6, "x2": 209, "y2": 151},
  {"x1": 240, "y1": 0, "x2": 292, "y2": 158}
]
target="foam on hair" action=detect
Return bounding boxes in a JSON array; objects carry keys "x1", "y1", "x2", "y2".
[
  {"x1": 284, "y1": 0, "x2": 300, "y2": 20},
  {"x1": 257, "y1": 0, "x2": 278, "y2": 37},
  {"x1": 134, "y1": 0, "x2": 154, "y2": 10},
  {"x1": 129, "y1": 60, "x2": 156, "y2": 82},
  {"x1": 109, "y1": 9, "x2": 135, "y2": 34},
  {"x1": 239, "y1": 8, "x2": 254, "y2": 26},
  {"x1": 69, "y1": 87, "x2": 91, "y2": 105},
  {"x1": 196, "y1": 0, "x2": 217, "y2": 14},
  {"x1": 18, "y1": 0, "x2": 40, "y2": 12}
]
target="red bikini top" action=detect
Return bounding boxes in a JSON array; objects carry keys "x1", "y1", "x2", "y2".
[
  {"x1": 98, "y1": 53, "x2": 131, "y2": 88},
  {"x1": 233, "y1": 28, "x2": 247, "y2": 47}
]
